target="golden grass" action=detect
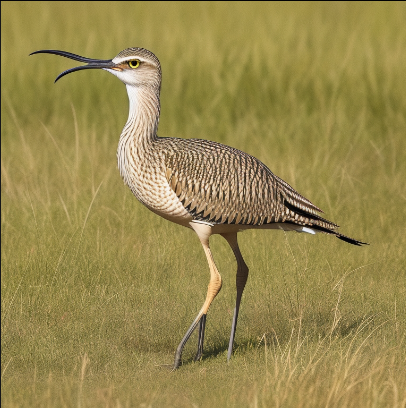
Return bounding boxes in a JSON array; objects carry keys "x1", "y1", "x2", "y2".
[{"x1": 2, "y1": 2, "x2": 406, "y2": 407}]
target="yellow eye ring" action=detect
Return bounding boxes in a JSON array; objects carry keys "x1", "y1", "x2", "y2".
[{"x1": 128, "y1": 60, "x2": 140, "y2": 69}]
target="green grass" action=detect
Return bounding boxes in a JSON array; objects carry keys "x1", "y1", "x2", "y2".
[{"x1": 2, "y1": 1, "x2": 406, "y2": 407}]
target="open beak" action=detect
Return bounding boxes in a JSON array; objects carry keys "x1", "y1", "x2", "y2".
[{"x1": 30, "y1": 49, "x2": 119, "y2": 82}]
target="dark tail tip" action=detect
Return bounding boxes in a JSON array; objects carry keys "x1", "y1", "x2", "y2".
[{"x1": 336, "y1": 233, "x2": 369, "y2": 246}]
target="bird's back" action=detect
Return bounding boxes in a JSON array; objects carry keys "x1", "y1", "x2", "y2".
[{"x1": 157, "y1": 137, "x2": 337, "y2": 232}]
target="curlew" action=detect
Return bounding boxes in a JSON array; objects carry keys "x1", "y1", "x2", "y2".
[{"x1": 31, "y1": 47, "x2": 367, "y2": 369}]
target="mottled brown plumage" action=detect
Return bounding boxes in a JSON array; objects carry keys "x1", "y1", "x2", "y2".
[
  {"x1": 163, "y1": 137, "x2": 333, "y2": 227},
  {"x1": 32, "y1": 47, "x2": 367, "y2": 370}
]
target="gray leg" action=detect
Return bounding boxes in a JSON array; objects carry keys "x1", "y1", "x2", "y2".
[
  {"x1": 194, "y1": 313, "x2": 206, "y2": 361},
  {"x1": 221, "y1": 233, "x2": 249, "y2": 361},
  {"x1": 173, "y1": 313, "x2": 204, "y2": 369}
]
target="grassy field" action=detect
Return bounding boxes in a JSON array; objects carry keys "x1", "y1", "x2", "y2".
[{"x1": 1, "y1": 1, "x2": 405, "y2": 407}]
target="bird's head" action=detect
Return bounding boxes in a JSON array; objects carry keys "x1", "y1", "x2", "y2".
[{"x1": 30, "y1": 47, "x2": 161, "y2": 90}]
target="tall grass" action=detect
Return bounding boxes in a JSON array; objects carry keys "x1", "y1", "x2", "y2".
[{"x1": 2, "y1": 2, "x2": 405, "y2": 407}]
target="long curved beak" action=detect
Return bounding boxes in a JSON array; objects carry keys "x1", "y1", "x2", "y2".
[{"x1": 30, "y1": 50, "x2": 118, "y2": 82}]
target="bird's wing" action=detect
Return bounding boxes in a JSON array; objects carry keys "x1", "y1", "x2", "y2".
[{"x1": 161, "y1": 138, "x2": 337, "y2": 229}]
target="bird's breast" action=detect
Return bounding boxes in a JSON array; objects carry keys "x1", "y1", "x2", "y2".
[{"x1": 117, "y1": 137, "x2": 190, "y2": 224}]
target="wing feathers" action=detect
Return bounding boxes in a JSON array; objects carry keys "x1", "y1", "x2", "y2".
[{"x1": 163, "y1": 138, "x2": 334, "y2": 232}]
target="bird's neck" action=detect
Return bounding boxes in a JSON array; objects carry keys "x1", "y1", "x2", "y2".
[
  {"x1": 117, "y1": 84, "x2": 161, "y2": 184},
  {"x1": 121, "y1": 84, "x2": 160, "y2": 148}
]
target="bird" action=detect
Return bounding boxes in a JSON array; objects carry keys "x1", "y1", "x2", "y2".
[{"x1": 31, "y1": 47, "x2": 367, "y2": 369}]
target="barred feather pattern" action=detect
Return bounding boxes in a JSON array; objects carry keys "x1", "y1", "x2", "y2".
[{"x1": 161, "y1": 137, "x2": 337, "y2": 230}]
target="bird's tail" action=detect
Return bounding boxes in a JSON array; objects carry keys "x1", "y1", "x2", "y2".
[
  {"x1": 334, "y1": 232, "x2": 368, "y2": 246},
  {"x1": 311, "y1": 225, "x2": 369, "y2": 246}
]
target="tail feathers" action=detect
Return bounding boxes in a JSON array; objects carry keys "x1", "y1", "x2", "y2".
[
  {"x1": 335, "y1": 232, "x2": 369, "y2": 246},
  {"x1": 283, "y1": 199, "x2": 368, "y2": 246},
  {"x1": 312, "y1": 225, "x2": 369, "y2": 246}
]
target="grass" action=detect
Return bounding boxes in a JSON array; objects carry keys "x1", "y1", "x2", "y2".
[{"x1": 1, "y1": 1, "x2": 406, "y2": 407}]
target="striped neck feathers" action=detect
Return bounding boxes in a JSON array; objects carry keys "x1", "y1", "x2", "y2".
[{"x1": 121, "y1": 84, "x2": 161, "y2": 146}]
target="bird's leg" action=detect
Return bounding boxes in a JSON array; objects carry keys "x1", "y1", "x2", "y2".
[
  {"x1": 194, "y1": 313, "x2": 206, "y2": 362},
  {"x1": 221, "y1": 232, "x2": 249, "y2": 361},
  {"x1": 173, "y1": 223, "x2": 222, "y2": 369}
]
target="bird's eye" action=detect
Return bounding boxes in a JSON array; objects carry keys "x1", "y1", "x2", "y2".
[{"x1": 128, "y1": 60, "x2": 140, "y2": 69}]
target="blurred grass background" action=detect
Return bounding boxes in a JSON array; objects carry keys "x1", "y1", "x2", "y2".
[{"x1": 1, "y1": 1, "x2": 405, "y2": 407}]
